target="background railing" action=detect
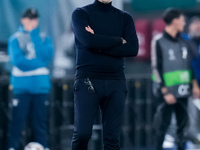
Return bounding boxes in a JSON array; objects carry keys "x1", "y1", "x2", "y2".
[{"x1": 0, "y1": 75, "x2": 155, "y2": 150}]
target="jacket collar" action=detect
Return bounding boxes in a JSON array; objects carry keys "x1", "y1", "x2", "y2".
[
  {"x1": 18, "y1": 25, "x2": 29, "y2": 33},
  {"x1": 163, "y1": 30, "x2": 180, "y2": 41}
]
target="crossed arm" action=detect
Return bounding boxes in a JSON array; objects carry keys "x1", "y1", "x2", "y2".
[
  {"x1": 85, "y1": 25, "x2": 127, "y2": 44},
  {"x1": 72, "y1": 8, "x2": 123, "y2": 51},
  {"x1": 72, "y1": 8, "x2": 139, "y2": 58},
  {"x1": 8, "y1": 38, "x2": 46, "y2": 71},
  {"x1": 9, "y1": 29, "x2": 54, "y2": 71}
]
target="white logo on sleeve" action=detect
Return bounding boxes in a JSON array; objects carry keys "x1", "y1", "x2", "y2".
[{"x1": 181, "y1": 47, "x2": 188, "y2": 59}]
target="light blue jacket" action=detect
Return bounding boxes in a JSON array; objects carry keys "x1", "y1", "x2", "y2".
[{"x1": 8, "y1": 26, "x2": 54, "y2": 94}]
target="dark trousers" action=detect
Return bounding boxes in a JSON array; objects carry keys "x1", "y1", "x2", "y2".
[
  {"x1": 7, "y1": 93, "x2": 49, "y2": 149},
  {"x1": 154, "y1": 97, "x2": 188, "y2": 150},
  {"x1": 71, "y1": 78, "x2": 127, "y2": 150}
]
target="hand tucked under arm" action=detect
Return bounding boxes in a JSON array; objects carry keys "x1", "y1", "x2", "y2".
[
  {"x1": 85, "y1": 25, "x2": 132, "y2": 57},
  {"x1": 122, "y1": 38, "x2": 127, "y2": 44},
  {"x1": 98, "y1": 13, "x2": 138, "y2": 58},
  {"x1": 85, "y1": 25, "x2": 95, "y2": 34}
]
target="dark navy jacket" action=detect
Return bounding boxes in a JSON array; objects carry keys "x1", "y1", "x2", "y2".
[{"x1": 72, "y1": 0, "x2": 138, "y2": 80}]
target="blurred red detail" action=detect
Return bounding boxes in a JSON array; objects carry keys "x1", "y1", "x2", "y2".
[
  {"x1": 151, "y1": 19, "x2": 165, "y2": 37},
  {"x1": 135, "y1": 20, "x2": 151, "y2": 60}
]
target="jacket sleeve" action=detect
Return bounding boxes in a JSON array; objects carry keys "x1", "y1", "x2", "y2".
[
  {"x1": 151, "y1": 37, "x2": 165, "y2": 87},
  {"x1": 8, "y1": 37, "x2": 46, "y2": 71},
  {"x1": 192, "y1": 56, "x2": 200, "y2": 84},
  {"x1": 101, "y1": 13, "x2": 139, "y2": 57},
  {"x1": 30, "y1": 28, "x2": 54, "y2": 64},
  {"x1": 72, "y1": 8, "x2": 123, "y2": 50},
  {"x1": 186, "y1": 39, "x2": 198, "y2": 80}
]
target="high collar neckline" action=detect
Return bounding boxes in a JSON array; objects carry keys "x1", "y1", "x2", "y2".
[
  {"x1": 93, "y1": 0, "x2": 113, "y2": 11},
  {"x1": 163, "y1": 30, "x2": 180, "y2": 41}
]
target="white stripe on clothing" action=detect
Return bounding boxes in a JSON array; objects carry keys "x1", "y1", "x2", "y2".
[
  {"x1": 12, "y1": 66, "x2": 49, "y2": 77},
  {"x1": 151, "y1": 33, "x2": 163, "y2": 83}
]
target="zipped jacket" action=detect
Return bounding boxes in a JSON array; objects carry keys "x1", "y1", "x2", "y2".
[{"x1": 8, "y1": 26, "x2": 54, "y2": 94}]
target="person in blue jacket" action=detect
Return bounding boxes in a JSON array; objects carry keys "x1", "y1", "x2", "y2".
[{"x1": 6, "y1": 8, "x2": 54, "y2": 150}]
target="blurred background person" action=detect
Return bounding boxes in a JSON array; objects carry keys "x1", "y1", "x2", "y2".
[
  {"x1": 187, "y1": 17, "x2": 200, "y2": 85},
  {"x1": 151, "y1": 8, "x2": 200, "y2": 150},
  {"x1": 186, "y1": 16, "x2": 200, "y2": 145},
  {"x1": 188, "y1": 17, "x2": 200, "y2": 41},
  {"x1": 6, "y1": 8, "x2": 54, "y2": 150}
]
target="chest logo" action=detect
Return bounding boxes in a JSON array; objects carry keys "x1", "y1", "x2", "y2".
[
  {"x1": 168, "y1": 49, "x2": 176, "y2": 60},
  {"x1": 181, "y1": 47, "x2": 188, "y2": 59},
  {"x1": 26, "y1": 42, "x2": 36, "y2": 59}
]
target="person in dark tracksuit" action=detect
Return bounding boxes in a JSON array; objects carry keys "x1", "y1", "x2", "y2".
[
  {"x1": 71, "y1": 0, "x2": 139, "y2": 149},
  {"x1": 151, "y1": 8, "x2": 200, "y2": 150},
  {"x1": 7, "y1": 8, "x2": 54, "y2": 150}
]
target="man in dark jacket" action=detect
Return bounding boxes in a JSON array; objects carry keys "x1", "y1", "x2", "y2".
[
  {"x1": 187, "y1": 17, "x2": 200, "y2": 86},
  {"x1": 151, "y1": 8, "x2": 200, "y2": 150},
  {"x1": 71, "y1": 0, "x2": 138, "y2": 149}
]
